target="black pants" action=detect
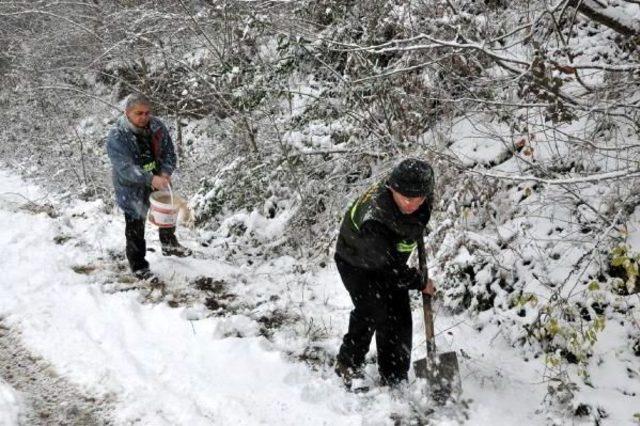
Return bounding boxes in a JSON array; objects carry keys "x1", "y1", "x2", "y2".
[
  {"x1": 335, "y1": 255, "x2": 412, "y2": 384},
  {"x1": 124, "y1": 214, "x2": 178, "y2": 272}
]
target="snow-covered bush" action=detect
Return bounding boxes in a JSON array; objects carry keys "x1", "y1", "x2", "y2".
[{"x1": 609, "y1": 245, "x2": 640, "y2": 296}]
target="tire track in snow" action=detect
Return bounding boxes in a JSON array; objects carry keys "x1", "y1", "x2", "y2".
[{"x1": 0, "y1": 320, "x2": 114, "y2": 425}]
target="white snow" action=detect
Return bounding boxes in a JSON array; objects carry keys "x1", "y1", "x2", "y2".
[
  {"x1": 0, "y1": 169, "x2": 359, "y2": 425},
  {"x1": 0, "y1": 379, "x2": 21, "y2": 425},
  {"x1": 627, "y1": 206, "x2": 640, "y2": 249},
  {"x1": 446, "y1": 115, "x2": 512, "y2": 167},
  {"x1": 1, "y1": 167, "x2": 639, "y2": 424}
]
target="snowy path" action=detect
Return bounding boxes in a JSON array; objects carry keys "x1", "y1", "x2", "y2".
[
  {"x1": 0, "y1": 170, "x2": 364, "y2": 425},
  {"x1": 0, "y1": 320, "x2": 113, "y2": 424}
]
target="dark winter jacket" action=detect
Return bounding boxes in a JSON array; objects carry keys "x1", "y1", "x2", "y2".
[
  {"x1": 106, "y1": 116, "x2": 176, "y2": 218},
  {"x1": 335, "y1": 180, "x2": 431, "y2": 291}
]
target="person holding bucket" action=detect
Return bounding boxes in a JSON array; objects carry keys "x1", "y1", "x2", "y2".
[
  {"x1": 334, "y1": 158, "x2": 437, "y2": 388},
  {"x1": 106, "y1": 93, "x2": 192, "y2": 282}
]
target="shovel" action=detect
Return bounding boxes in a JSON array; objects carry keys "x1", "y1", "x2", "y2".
[{"x1": 413, "y1": 237, "x2": 462, "y2": 403}]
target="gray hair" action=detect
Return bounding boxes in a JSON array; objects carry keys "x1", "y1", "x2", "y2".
[{"x1": 124, "y1": 93, "x2": 151, "y2": 111}]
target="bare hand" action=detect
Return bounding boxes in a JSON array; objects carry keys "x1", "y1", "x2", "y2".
[
  {"x1": 151, "y1": 175, "x2": 169, "y2": 190},
  {"x1": 161, "y1": 172, "x2": 172, "y2": 184},
  {"x1": 422, "y1": 278, "x2": 437, "y2": 296}
]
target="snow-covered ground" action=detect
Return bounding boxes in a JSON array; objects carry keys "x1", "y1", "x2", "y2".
[
  {"x1": 0, "y1": 169, "x2": 361, "y2": 424},
  {"x1": 0, "y1": 168, "x2": 638, "y2": 425},
  {"x1": 0, "y1": 379, "x2": 21, "y2": 425}
]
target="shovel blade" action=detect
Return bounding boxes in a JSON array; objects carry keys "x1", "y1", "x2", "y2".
[
  {"x1": 413, "y1": 357, "x2": 429, "y2": 379},
  {"x1": 413, "y1": 351, "x2": 462, "y2": 403}
]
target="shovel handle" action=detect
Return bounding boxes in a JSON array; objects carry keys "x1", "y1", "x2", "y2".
[
  {"x1": 417, "y1": 236, "x2": 436, "y2": 359},
  {"x1": 422, "y1": 293, "x2": 436, "y2": 355}
]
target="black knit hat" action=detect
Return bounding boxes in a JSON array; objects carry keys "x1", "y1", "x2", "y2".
[{"x1": 388, "y1": 158, "x2": 435, "y2": 197}]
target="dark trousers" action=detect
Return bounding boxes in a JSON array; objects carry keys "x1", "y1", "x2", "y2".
[
  {"x1": 335, "y1": 255, "x2": 412, "y2": 384},
  {"x1": 124, "y1": 214, "x2": 178, "y2": 272}
]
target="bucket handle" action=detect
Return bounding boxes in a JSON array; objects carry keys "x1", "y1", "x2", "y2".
[{"x1": 167, "y1": 183, "x2": 174, "y2": 207}]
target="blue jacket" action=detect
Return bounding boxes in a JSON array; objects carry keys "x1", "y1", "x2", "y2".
[{"x1": 106, "y1": 116, "x2": 176, "y2": 218}]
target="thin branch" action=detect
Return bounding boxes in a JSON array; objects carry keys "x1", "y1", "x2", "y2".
[
  {"x1": 472, "y1": 167, "x2": 640, "y2": 185},
  {"x1": 31, "y1": 86, "x2": 120, "y2": 110},
  {"x1": 351, "y1": 38, "x2": 530, "y2": 67},
  {"x1": 176, "y1": 0, "x2": 225, "y2": 65},
  {"x1": 0, "y1": 10, "x2": 103, "y2": 41},
  {"x1": 350, "y1": 52, "x2": 455, "y2": 84}
]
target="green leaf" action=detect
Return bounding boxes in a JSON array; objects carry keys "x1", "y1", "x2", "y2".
[
  {"x1": 587, "y1": 281, "x2": 600, "y2": 291},
  {"x1": 612, "y1": 256, "x2": 625, "y2": 267},
  {"x1": 544, "y1": 354, "x2": 561, "y2": 367},
  {"x1": 612, "y1": 245, "x2": 627, "y2": 257}
]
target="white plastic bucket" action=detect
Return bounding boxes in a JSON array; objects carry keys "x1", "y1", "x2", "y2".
[{"x1": 149, "y1": 190, "x2": 180, "y2": 228}]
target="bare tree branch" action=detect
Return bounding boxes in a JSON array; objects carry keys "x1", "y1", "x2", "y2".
[
  {"x1": 0, "y1": 9, "x2": 103, "y2": 41},
  {"x1": 568, "y1": 0, "x2": 640, "y2": 36}
]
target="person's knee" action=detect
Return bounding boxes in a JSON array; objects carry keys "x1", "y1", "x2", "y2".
[{"x1": 350, "y1": 303, "x2": 378, "y2": 322}]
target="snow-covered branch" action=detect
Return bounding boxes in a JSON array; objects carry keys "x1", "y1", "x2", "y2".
[
  {"x1": 568, "y1": 0, "x2": 640, "y2": 36},
  {"x1": 332, "y1": 33, "x2": 530, "y2": 68},
  {"x1": 473, "y1": 167, "x2": 640, "y2": 185},
  {"x1": 0, "y1": 9, "x2": 103, "y2": 41}
]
